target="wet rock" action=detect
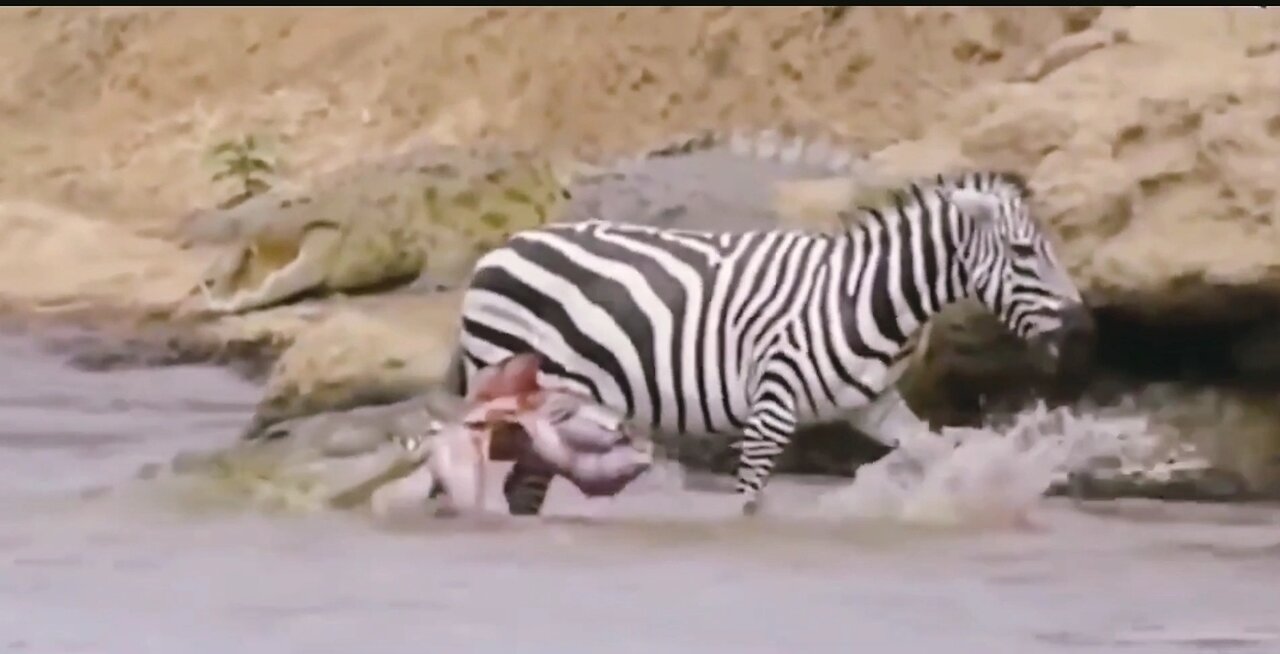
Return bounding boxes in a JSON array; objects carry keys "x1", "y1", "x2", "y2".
[
  {"x1": 48, "y1": 326, "x2": 284, "y2": 382},
  {"x1": 1051, "y1": 465, "x2": 1261, "y2": 503},
  {"x1": 895, "y1": 302, "x2": 1060, "y2": 430},
  {"x1": 241, "y1": 296, "x2": 461, "y2": 439},
  {"x1": 1063, "y1": 384, "x2": 1280, "y2": 500},
  {"x1": 657, "y1": 421, "x2": 894, "y2": 477}
]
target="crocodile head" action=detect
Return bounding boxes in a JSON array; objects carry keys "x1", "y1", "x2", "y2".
[
  {"x1": 155, "y1": 353, "x2": 653, "y2": 516},
  {"x1": 182, "y1": 147, "x2": 578, "y2": 315}
]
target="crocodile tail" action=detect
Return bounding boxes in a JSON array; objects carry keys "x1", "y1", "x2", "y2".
[
  {"x1": 721, "y1": 128, "x2": 866, "y2": 176},
  {"x1": 595, "y1": 127, "x2": 870, "y2": 178},
  {"x1": 559, "y1": 126, "x2": 871, "y2": 189}
]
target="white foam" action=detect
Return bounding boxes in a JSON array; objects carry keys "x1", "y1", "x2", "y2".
[{"x1": 812, "y1": 400, "x2": 1172, "y2": 528}]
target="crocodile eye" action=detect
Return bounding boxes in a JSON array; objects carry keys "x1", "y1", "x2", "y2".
[
  {"x1": 261, "y1": 428, "x2": 290, "y2": 441},
  {"x1": 547, "y1": 404, "x2": 577, "y2": 424}
]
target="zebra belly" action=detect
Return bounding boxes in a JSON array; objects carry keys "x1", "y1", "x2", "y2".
[
  {"x1": 460, "y1": 223, "x2": 791, "y2": 436},
  {"x1": 458, "y1": 286, "x2": 753, "y2": 435}
]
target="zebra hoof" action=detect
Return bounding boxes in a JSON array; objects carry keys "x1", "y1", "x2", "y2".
[
  {"x1": 506, "y1": 503, "x2": 542, "y2": 517},
  {"x1": 742, "y1": 497, "x2": 764, "y2": 517}
]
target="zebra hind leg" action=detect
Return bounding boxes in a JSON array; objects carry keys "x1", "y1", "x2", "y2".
[
  {"x1": 735, "y1": 409, "x2": 798, "y2": 517},
  {"x1": 502, "y1": 461, "x2": 556, "y2": 516}
]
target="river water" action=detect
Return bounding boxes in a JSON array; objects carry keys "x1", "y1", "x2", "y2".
[{"x1": 3, "y1": 332, "x2": 1280, "y2": 654}]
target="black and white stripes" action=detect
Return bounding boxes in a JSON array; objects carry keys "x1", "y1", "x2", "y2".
[{"x1": 455, "y1": 171, "x2": 1092, "y2": 515}]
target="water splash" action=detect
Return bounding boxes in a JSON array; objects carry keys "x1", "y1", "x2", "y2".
[{"x1": 812, "y1": 400, "x2": 1172, "y2": 529}]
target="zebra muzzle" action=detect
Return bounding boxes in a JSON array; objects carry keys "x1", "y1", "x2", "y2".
[{"x1": 1039, "y1": 301, "x2": 1097, "y2": 381}]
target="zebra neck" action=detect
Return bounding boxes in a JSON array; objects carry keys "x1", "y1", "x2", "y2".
[{"x1": 836, "y1": 197, "x2": 974, "y2": 350}]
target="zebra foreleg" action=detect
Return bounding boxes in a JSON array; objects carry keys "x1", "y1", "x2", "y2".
[
  {"x1": 845, "y1": 387, "x2": 934, "y2": 448},
  {"x1": 736, "y1": 407, "x2": 798, "y2": 516}
]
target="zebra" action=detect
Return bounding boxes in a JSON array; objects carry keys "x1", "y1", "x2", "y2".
[{"x1": 447, "y1": 170, "x2": 1094, "y2": 516}]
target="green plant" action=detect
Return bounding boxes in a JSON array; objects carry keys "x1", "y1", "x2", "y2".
[{"x1": 208, "y1": 134, "x2": 277, "y2": 209}]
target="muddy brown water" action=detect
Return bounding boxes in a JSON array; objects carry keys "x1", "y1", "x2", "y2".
[{"x1": 2, "y1": 332, "x2": 1280, "y2": 654}]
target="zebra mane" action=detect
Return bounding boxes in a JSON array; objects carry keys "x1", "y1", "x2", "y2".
[
  {"x1": 926, "y1": 170, "x2": 1032, "y2": 200},
  {"x1": 929, "y1": 169, "x2": 1031, "y2": 197},
  {"x1": 836, "y1": 169, "x2": 1033, "y2": 231}
]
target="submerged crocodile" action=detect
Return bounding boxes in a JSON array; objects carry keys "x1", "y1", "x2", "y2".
[
  {"x1": 145, "y1": 353, "x2": 655, "y2": 517},
  {"x1": 178, "y1": 128, "x2": 878, "y2": 316}
]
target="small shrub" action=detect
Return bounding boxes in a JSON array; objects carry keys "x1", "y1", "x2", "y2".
[{"x1": 208, "y1": 134, "x2": 278, "y2": 209}]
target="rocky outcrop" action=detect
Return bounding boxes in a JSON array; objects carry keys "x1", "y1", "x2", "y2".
[
  {"x1": 866, "y1": 11, "x2": 1280, "y2": 317},
  {"x1": 851, "y1": 9, "x2": 1280, "y2": 494},
  {"x1": 0, "y1": 200, "x2": 201, "y2": 316},
  {"x1": 237, "y1": 292, "x2": 463, "y2": 439}
]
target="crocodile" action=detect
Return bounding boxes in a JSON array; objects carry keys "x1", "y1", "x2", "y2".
[
  {"x1": 145, "y1": 353, "x2": 654, "y2": 517},
  {"x1": 177, "y1": 127, "x2": 879, "y2": 316},
  {"x1": 179, "y1": 144, "x2": 576, "y2": 315}
]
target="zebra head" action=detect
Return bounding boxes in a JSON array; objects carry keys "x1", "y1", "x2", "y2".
[{"x1": 944, "y1": 172, "x2": 1094, "y2": 364}]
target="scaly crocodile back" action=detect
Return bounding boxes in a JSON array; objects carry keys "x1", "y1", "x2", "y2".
[{"x1": 571, "y1": 126, "x2": 871, "y2": 184}]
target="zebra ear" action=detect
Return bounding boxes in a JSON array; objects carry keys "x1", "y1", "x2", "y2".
[
  {"x1": 469, "y1": 352, "x2": 544, "y2": 402},
  {"x1": 947, "y1": 188, "x2": 1001, "y2": 224}
]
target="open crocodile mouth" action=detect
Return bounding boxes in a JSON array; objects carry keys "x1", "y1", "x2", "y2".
[{"x1": 198, "y1": 238, "x2": 303, "y2": 300}]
